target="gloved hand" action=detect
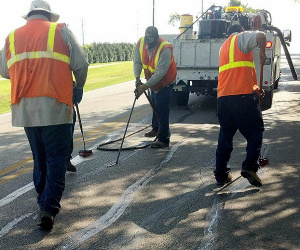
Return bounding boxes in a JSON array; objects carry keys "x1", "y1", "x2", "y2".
[
  {"x1": 73, "y1": 86, "x2": 83, "y2": 105},
  {"x1": 135, "y1": 79, "x2": 143, "y2": 88},
  {"x1": 134, "y1": 84, "x2": 148, "y2": 99},
  {"x1": 253, "y1": 85, "x2": 265, "y2": 98},
  {"x1": 257, "y1": 88, "x2": 265, "y2": 98}
]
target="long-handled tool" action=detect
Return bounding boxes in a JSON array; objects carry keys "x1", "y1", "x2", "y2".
[
  {"x1": 107, "y1": 97, "x2": 137, "y2": 167},
  {"x1": 97, "y1": 89, "x2": 158, "y2": 152},
  {"x1": 258, "y1": 62, "x2": 269, "y2": 167},
  {"x1": 74, "y1": 103, "x2": 93, "y2": 157}
]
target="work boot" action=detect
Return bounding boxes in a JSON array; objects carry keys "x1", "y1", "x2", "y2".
[
  {"x1": 217, "y1": 173, "x2": 233, "y2": 186},
  {"x1": 241, "y1": 170, "x2": 262, "y2": 187},
  {"x1": 144, "y1": 129, "x2": 158, "y2": 137},
  {"x1": 150, "y1": 139, "x2": 169, "y2": 148},
  {"x1": 67, "y1": 161, "x2": 76, "y2": 172},
  {"x1": 38, "y1": 211, "x2": 55, "y2": 231}
]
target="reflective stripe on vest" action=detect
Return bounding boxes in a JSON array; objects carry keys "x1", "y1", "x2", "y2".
[
  {"x1": 139, "y1": 37, "x2": 145, "y2": 67},
  {"x1": 7, "y1": 23, "x2": 70, "y2": 69},
  {"x1": 139, "y1": 37, "x2": 173, "y2": 73},
  {"x1": 219, "y1": 35, "x2": 255, "y2": 73}
]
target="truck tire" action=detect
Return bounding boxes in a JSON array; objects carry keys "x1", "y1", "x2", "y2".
[
  {"x1": 274, "y1": 77, "x2": 279, "y2": 90},
  {"x1": 175, "y1": 91, "x2": 189, "y2": 106},
  {"x1": 261, "y1": 90, "x2": 273, "y2": 111}
]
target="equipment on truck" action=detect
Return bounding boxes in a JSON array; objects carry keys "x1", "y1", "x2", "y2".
[{"x1": 171, "y1": 5, "x2": 297, "y2": 110}]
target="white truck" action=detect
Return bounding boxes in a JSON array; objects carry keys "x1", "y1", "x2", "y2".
[{"x1": 171, "y1": 5, "x2": 297, "y2": 110}]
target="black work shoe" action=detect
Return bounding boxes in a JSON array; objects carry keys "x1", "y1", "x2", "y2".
[
  {"x1": 241, "y1": 170, "x2": 262, "y2": 187},
  {"x1": 67, "y1": 161, "x2": 76, "y2": 172},
  {"x1": 38, "y1": 211, "x2": 55, "y2": 231},
  {"x1": 150, "y1": 140, "x2": 169, "y2": 148},
  {"x1": 145, "y1": 129, "x2": 158, "y2": 137},
  {"x1": 217, "y1": 173, "x2": 233, "y2": 186}
]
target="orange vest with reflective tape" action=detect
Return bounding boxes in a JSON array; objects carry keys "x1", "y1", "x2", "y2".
[
  {"x1": 218, "y1": 34, "x2": 258, "y2": 97},
  {"x1": 6, "y1": 19, "x2": 73, "y2": 106},
  {"x1": 138, "y1": 37, "x2": 177, "y2": 91}
]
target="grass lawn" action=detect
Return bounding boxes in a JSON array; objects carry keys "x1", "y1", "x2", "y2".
[{"x1": 0, "y1": 61, "x2": 138, "y2": 115}]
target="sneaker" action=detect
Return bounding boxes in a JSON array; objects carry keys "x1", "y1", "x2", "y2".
[
  {"x1": 150, "y1": 140, "x2": 169, "y2": 148},
  {"x1": 38, "y1": 211, "x2": 55, "y2": 231},
  {"x1": 145, "y1": 129, "x2": 158, "y2": 137},
  {"x1": 217, "y1": 174, "x2": 233, "y2": 186},
  {"x1": 67, "y1": 161, "x2": 76, "y2": 172},
  {"x1": 241, "y1": 170, "x2": 262, "y2": 187}
]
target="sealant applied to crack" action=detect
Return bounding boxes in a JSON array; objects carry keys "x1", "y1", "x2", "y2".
[
  {"x1": 56, "y1": 138, "x2": 187, "y2": 250},
  {"x1": 198, "y1": 144, "x2": 268, "y2": 250}
]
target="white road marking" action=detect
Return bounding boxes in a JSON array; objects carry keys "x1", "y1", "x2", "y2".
[
  {"x1": 0, "y1": 213, "x2": 33, "y2": 237},
  {"x1": 57, "y1": 139, "x2": 186, "y2": 250},
  {"x1": 0, "y1": 153, "x2": 87, "y2": 208},
  {"x1": 0, "y1": 182, "x2": 34, "y2": 207}
]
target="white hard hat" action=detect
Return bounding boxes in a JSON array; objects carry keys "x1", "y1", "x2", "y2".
[{"x1": 23, "y1": 0, "x2": 60, "y2": 22}]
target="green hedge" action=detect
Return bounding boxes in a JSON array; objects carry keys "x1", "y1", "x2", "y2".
[{"x1": 83, "y1": 42, "x2": 135, "y2": 64}]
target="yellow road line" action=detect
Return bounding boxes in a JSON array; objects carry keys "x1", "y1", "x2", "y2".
[
  {"x1": 0, "y1": 166, "x2": 33, "y2": 186},
  {"x1": 81, "y1": 105, "x2": 151, "y2": 137},
  {"x1": 82, "y1": 107, "x2": 151, "y2": 143},
  {"x1": 0, "y1": 158, "x2": 33, "y2": 176},
  {"x1": 0, "y1": 105, "x2": 152, "y2": 185}
]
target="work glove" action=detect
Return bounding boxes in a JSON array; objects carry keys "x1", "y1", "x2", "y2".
[
  {"x1": 135, "y1": 79, "x2": 143, "y2": 88},
  {"x1": 257, "y1": 88, "x2": 265, "y2": 98},
  {"x1": 73, "y1": 86, "x2": 83, "y2": 105},
  {"x1": 253, "y1": 85, "x2": 265, "y2": 98},
  {"x1": 134, "y1": 84, "x2": 148, "y2": 99}
]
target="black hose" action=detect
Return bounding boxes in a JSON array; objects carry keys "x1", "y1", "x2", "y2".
[
  {"x1": 262, "y1": 24, "x2": 298, "y2": 80},
  {"x1": 97, "y1": 91, "x2": 159, "y2": 151},
  {"x1": 96, "y1": 124, "x2": 152, "y2": 151}
]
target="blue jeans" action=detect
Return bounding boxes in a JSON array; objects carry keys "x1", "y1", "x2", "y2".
[
  {"x1": 150, "y1": 84, "x2": 174, "y2": 144},
  {"x1": 214, "y1": 94, "x2": 264, "y2": 182},
  {"x1": 25, "y1": 124, "x2": 72, "y2": 215}
]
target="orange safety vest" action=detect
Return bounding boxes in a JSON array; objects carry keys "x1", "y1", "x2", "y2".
[
  {"x1": 138, "y1": 37, "x2": 177, "y2": 91},
  {"x1": 6, "y1": 19, "x2": 73, "y2": 106},
  {"x1": 218, "y1": 34, "x2": 258, "y2": 98}
]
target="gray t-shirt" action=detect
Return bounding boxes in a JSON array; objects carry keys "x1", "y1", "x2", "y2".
[{"x1": 235, "y1": 30, "x2": 263, "y2": 54}]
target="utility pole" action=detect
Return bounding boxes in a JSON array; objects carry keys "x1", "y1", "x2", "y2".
[
  {"x1": 153, "y1": 0, "x2": 155, "y2": 26},
  {"x1": 136, "y1": 12, "x2": 139, "y2": 41},
  {"x1": 82, "y1": 18, "x2": 85, "y2": 46}
]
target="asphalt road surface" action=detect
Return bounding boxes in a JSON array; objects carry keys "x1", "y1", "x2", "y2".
[{"x1": 0, "y1": 55, "x2": 299, "y2": 250}]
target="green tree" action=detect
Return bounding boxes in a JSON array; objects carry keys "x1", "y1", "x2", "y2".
[
  {"x1": 168, "y1": 13, "x2": 181, "y2": 26},
  {"x1": 229, "y1": 0, "x2": 241, "y2": 6},
  {"x1": 82, "y1": 42, "x2": 134, "y2": 64},
  {"x1": 226, "y1": 0, "x2": 260, "y2": 13},
  {"x1": 242, "y1": 6, "x2": 260, "y2": 13}
]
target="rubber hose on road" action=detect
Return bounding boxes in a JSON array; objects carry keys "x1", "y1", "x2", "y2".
[
  {"x1": 96, "y1": 124, "x2": 153, "y2": 151},
  {"x1": 97, "y1": 90, "x2": 159, "y2": 151}
]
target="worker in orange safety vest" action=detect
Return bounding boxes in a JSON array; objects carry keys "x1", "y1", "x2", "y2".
[
  {"x1": 214, "y1": 24, "x2": 266, "y2": 187},
  {"x1": 0, "y1": 0, "x2": 88, "y2": 230},
  {"x1": 134, "y1": 26, "x2": 177, "y2": 148}
]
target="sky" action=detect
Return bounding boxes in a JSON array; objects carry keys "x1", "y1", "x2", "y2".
[{"x1": 0, "y1": 0, "x2": 299, "y2": 53}]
